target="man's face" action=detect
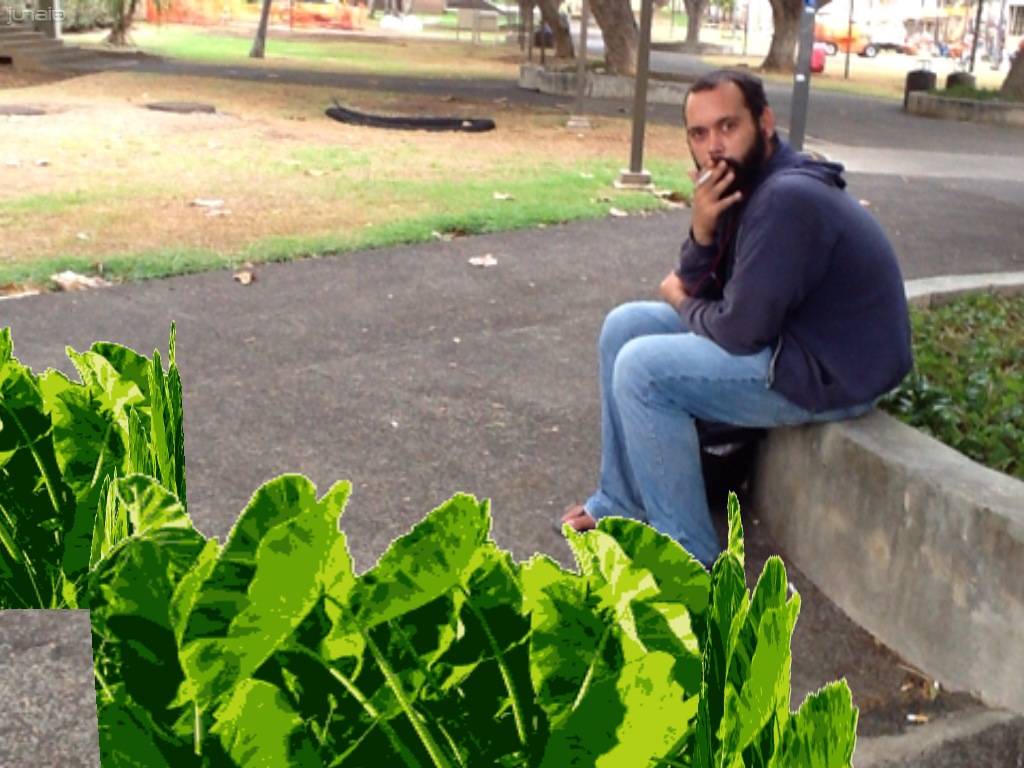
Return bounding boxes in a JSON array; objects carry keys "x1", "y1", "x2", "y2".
[{"x1": 684, "y1": 82, "x2": 774, "y2": 194}]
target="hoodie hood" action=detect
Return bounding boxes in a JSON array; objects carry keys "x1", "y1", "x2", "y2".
[{"x1": 757, "y1": 137, "x2": 847, "y2": 191}]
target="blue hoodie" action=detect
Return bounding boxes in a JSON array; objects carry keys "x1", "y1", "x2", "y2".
[{"x1": 676, "y1": 138, "x2": 913, "y2": 413}]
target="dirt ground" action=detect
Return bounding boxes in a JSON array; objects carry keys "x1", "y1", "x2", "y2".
[{"x1": 0, "y1": 69, "x2": 689, "y2": 281}]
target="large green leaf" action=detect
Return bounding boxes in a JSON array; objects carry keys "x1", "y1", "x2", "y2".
[
  {"x1": 539, "y1": 651, "x2": 698, "y2": 768},
  {"x1": 0, "y1": 351, "x2": 74, "y2": 608},
  {"x1": 96, "y1": 684, "x2": 194, "y2": 768},
  {"x1": 345, "y1": 493, "x2": 490, "y2": 630},
  {"x1": 769, "y1": 681, "x2": 858, "y2": 768},
  {"x1": 65, "y1": 347, "x2": 145, "y2": 435},
  {"x1": 719, "y1": 598, "x2": 801, "y2": 761},
  {"x1": 179, "y1": 478, "x2": 353, "y2": 708},
  {"x1": 522, "y1": 554, "x2": 620, "y2": 724},
  {"x1": 596, "y1": 517, "x2": 711, "y2": 614},
  {"x1": 210, "y1": 679, "x2": 320, "y2": 767}
]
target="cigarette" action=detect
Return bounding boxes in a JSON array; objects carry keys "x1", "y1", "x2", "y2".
[{"x1": 696, "y1": 169, "x2": 713, "y2": 187}]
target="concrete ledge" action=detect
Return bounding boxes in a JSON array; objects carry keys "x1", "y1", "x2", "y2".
[
  {"x1": 519, "y1": 63, "x2": 693, "y2": 105},
  {"x1": 907, "y1": 91, "x2": 1024, "y2": 128},
  {"x1": 751, "y1": 274, "x2": 1024, "y2": 715}
]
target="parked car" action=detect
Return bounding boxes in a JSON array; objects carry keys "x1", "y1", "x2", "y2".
[{"x1": 815, "y1": 19, "x2": 879, "y2": 57}]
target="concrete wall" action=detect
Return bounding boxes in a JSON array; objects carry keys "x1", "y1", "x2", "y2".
[
  {"x1": 907, "y1": 91, "x2": 1024, "y2": 128},
  {"x1": 751, "y1": 276, "x2": 1024, "y2": 715}
]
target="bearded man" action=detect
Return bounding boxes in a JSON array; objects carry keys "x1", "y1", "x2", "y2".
[{"x1": 560, "y1": 69, "x2": 913, "y2": 569}]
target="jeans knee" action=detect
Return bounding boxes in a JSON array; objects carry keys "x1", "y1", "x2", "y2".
[
  {"x1": 611, "y1": 338, "x2": 652, "y2": 405},
  {"x1": 599, "y1": 302, "x2": 663, "y2": 361}
]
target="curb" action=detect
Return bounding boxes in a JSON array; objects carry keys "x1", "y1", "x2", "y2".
[
  {"x1": 906, "y1": 91, "x2": 1024, "y2": 128},
  {"x1": 518, "y1": 62, "x2": 694, "y2": 105},
  {"x1": 751, "y1": 272, "x2": 1024, "y2": 715},
  {"x1": 855, "y1": 707, "x2": 1024, "y2": 767}
]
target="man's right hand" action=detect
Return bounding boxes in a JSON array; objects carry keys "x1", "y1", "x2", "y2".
[{"x1": 689, "y1": 160, "x2": 744, "y2": 246}]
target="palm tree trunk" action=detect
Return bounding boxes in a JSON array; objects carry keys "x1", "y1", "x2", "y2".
[{"x1": 1001, "y1": 50, "x2": 1024, "y2": 101}]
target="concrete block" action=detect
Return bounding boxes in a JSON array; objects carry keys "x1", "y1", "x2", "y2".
[{"x1": 751, "y1": 410, "x2": 1024, "y2": 714}]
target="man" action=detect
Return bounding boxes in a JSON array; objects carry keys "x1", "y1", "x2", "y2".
[{"x1": 560, "y1": 69, "x2": 913, "y2": 569}]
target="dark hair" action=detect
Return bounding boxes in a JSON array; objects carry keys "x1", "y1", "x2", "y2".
[{"x1": 682, "y1": 69, "x2": 769, "y2": 126}]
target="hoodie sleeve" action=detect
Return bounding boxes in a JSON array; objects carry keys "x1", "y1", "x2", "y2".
[
  {"x1": 675, "y1": 232, "x2": 723, "y2": 300},
  {"x1": 681, "y1": 177, "x2": 839, "y2": 355}
]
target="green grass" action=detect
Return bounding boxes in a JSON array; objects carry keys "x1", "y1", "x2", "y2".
[
  {"x1": 879, "y1": 292, "x2": 1024, "y2": 480},
  {"x1": 0, "y1": 158, "x2": 692, "y2": 288},
  {"x1": 0, "y1": 190, "x2": 99, "y2": 216},
  {"x1": 103, "y1": 26, "x2": 516, "y2": 77},
  {"x1": 934, "y1": 84, "x2": 1018, "y2": 102}
]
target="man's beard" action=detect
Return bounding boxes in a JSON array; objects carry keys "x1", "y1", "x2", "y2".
[{"x1": 692, "y1": 129, "x2": 769, "y2": 198}]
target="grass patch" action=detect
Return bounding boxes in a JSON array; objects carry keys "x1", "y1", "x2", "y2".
[
  {"x1": 879, "y1": 292, "x2": 1024, "y2": 480},
  {"x1": 935, "y1": 84, "x2": 1018, "y2": 102},
  {"x1": 0, "y1": 158, "x2": 691, "y2": 288},
  {"x1": 0, "y1": 190, "x2": 98, "y2": 215},
  {"x1": 70, "y1": 23, "x2": 521, "y2": 79}
]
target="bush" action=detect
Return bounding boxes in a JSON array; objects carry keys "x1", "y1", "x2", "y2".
[
  {"x1": 61, "y1": 0, "x2": 113, "y2": 32},
  {"x1": 880, "y1": 292, "x2": 1024, "y2": 480}
]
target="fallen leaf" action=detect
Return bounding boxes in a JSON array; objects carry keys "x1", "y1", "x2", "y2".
[
  {"x1": 390, "y1": 419, "x2": 399, "y2": 428},
  {"x1": 441, "y1": 95, "x2": 457, "y2": 102},
  {"x1": 492, "y1": 191, "x2": 513, "y2": 201},
  {"x1": 35, "y1": 159, "x2": 50, "y2": 167},
  {"x1": 906, "y1": 714, "x2": 929, "y2": 725},
  {"x1": 493, "y1": 97, "x2": 508, "y2": 104},
  {"x1": 232, "y1": 262, "x2": 256, "y2": 285},
  {"x1": 859, "y1": 199, "x2": 871, "y2": 207},
  {"x1": 432, "y1": 230, "x2": 455, "y2": 242},
  {"x1": 452, "y1": 337, "x2": 461, "y2": 344},
  {"x1": 579, "y1": 172, "x2": 594, "y2": 179},
  {"x1": 191, "y1": 198, "x2": 225, "y2": 209},
  {"x1": 468, "y1": 254, "x2": 498, "y2": 267},
  {"x1": 306, "y1": 169, "x2": 326, "y2": 177},
  {"x1": 609, "y1": 207, "x2": 628, "y2": 218},
  {"x1": 205, "y1": 208, "x2": 231, "y2": 218},
  {"x1": 76, "y1": 232, "x2": 90, "y2": 241},
  {"x1": 51, "y1": 270, "x2": 111, "y2": 292}
]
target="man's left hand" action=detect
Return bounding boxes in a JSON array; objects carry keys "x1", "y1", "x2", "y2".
[{"x1": 659, "y1": 271, "x2": 690, "y2": 311}]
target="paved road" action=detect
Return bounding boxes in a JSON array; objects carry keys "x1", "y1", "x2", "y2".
[{"x1": 2, "y1": 49, "x2": 1023, "y2": 766}]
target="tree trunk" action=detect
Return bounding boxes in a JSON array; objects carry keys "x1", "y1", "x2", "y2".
[
  {"x1": 536, "y1": 0, "x2": 574, "y2": 59},
  {"x1": 682, "y1": 0, "x2": 706, "y2": 50},
  {"x1": 761, "y1": 0, "x2": 830, "y2": 72},
  {"x1": 1001, "y1": 50, "x2": 1024, "y2": 101},
  {"x1": 590, "y1": 0, "x2": 638, "y2": 74},
  {"x1": 251, "y1": 0, "x2": 273, "y2": 59},
  {"x1": 105, "y1": 0, "x2": 137, "y2": 46}
]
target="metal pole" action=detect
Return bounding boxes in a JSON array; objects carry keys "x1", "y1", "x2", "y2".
[
  {"x1": 844, "y1": 0, "x2": 853, "y2": 79},
  {"x1": 968, "y1": 0, "x2": 984, "y2": 71},
  {"x1": 568, "y1": 0, "x2": 592, "y2": 129},
  {"x1": 743, "y1": 0, "x2": 749, "y2": 57},
  {"x1": 789, "y1": 0, "x2": 815, "y2": 151},
  {"x1": 527, "y1": 4, "x2": 534, "y2": 61},
  {"x1": 618, "y1": 0, "x2": 655, "y2": 187}
]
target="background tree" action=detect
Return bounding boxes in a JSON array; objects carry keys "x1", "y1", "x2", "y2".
[
  {"x1": 682, "y1": 0, "x2": 707, "y2": 50},
  {"x1": 590, "y1": 0, "x2": 638, "y2": 74},
  {"x1": 762, "y1": 0, "x2": 831, "y2": 72},
  {"x1": 251, "y1": 0, "x2": 273, "y2": 58},
  {"x1": 105, "y1": 0, "x2": 142, "y2": 44},
  {"x1": 1002, "y1": 48, "x2": 1024, "y2": 101},
  {"x1": 537, "y1": 0, "x2": 575, "y2": 59}
]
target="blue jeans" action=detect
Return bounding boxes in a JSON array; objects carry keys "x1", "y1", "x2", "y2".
[{"x1": 584, "y1": 301, "x2": 873, "y2": 567}]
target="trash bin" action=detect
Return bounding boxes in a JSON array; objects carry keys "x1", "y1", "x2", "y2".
[
  {"x1": 904, "y1": 68, "x2": 937, "y2": 110},
  {"x1": 946, "y1": 71, "x2": 976, "y2": 90}
]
